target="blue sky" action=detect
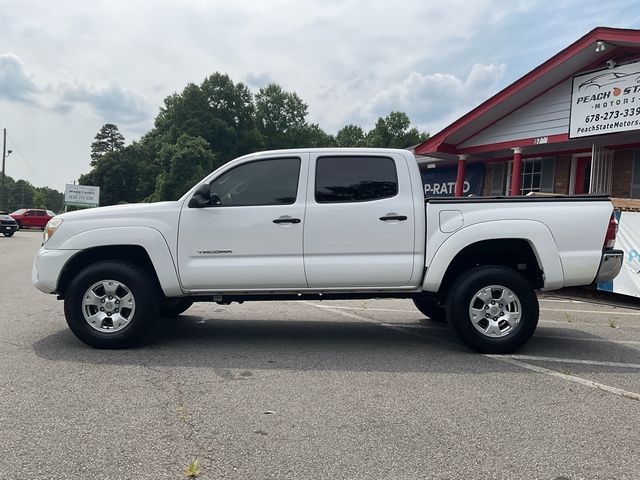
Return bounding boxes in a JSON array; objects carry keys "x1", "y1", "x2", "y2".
[{"x1": 0, "y1": 0, "x2": 639, "y2": 191}]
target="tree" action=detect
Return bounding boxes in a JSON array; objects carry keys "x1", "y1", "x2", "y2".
[
  {"x1": 90, "y1": 124, "x2": 125, "y2": 166},
  {"x1": 255, "y1": 84, "x2": 309, "y2": 149},
  {"x1": 335, "y1": 124, "x2": 366, "y2": 147},
  {"x1": 32, "y1": 189, "x2": 46, "y2": 208},
  {"x1": 365, "y1": 111, "x2": 428, "y2": 148},
  {"x1": 153, "y1": 135, "x2": 220, "y2": 201}
]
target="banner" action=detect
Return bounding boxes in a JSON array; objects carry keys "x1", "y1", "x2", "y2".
[
  {"x1": 570, "y1": 61, "x2": 640, "y2": 138},
  {"x1": 420, "y1": 163, "x2": 485, "y2": 197},
  {"x1": 599, "y1": 211, "x2": 639, "y2": 297},
  {"x1": 64, "y1": 184, "x2": 100, "y2": 208}
]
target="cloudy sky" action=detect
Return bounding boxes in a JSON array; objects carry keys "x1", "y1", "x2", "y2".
[{"x1": 1, "y1": 0, "x2": 639, "y2": 191}]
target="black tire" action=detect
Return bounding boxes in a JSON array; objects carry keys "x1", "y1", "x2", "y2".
[
  {"x1": 445, "y1": 265, "x2": 538, "y2": 354},
  {"x1": 3, "y1": 231, "x2": 14, "y2": 237},
  {"x1": 163, "y1": 298, "x2": 194, "y2": 317},
  {"x1": 412, "y1": 297, "x2": 446, "y2": 322},
  {"x1": 15, "y1": 221, "x2": 21, "y2": 230},
  {"x1": 64, "y1": 260, "x2": 161, "y2": 348}
]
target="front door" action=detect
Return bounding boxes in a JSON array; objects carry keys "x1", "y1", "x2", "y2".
[
  {"x1": 574, "y1": 156, "x2": 591, "y2": 194},
  {"x1": 303, "y1": 153, "x2": 416, "y2": 288},
  {"x1": 177, "y1": 154, "x2": 309, "y2": 291}
]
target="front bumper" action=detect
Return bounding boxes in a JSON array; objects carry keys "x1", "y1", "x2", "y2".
[
  {"x1": 594, "y1": 249, "x2": 623, "y2": 283},
  {"x1": 1, "y1": 223, "x2": 17, "y2": 234},
  {"x1": 32, "y1": 247, "x2": 80, "y2": 294}
]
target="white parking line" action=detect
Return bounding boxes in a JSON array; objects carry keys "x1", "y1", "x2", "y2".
[
  {"x1": 540, "y1": 307, "x2": 640, "y2": 316},
  {"x1": 486, "y1": 354, "x2": 640, "y2": 369},
  {"x1": 307, "y1": 304, "x2": 416, "y2": 313},
  {"x1": 494, "y1": 357, "x2": 640, "y2": 401},
  {"x1": 304, "y1": 302, "x2": 640, "y2": 402},
  {"x1": 534, "y1": 334, "x2": 640, "y2": 346}
]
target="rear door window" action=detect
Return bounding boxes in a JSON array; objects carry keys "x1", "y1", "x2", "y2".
[{"x1": 315, "y1": 156, "x2": 398, "y2": 203}]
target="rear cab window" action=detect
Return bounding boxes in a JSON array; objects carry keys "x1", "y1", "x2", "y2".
[{"x1": 315, "y1": 156, "x2": 398, "y2": 203}]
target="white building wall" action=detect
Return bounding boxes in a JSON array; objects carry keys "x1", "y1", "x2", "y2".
[{"x1": 459, "y1": 79, "x2": 572, "y2": 148}]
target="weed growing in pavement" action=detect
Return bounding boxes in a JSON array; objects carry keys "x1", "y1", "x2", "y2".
[
  {"x1": 609, "y1": 319, "x2": 620, "y2": 329},
  {"x1": 560, "y1": 368, "x2": 572, "y2": 375},
  {"x1": 184, "y1": 459, "x2": 200, "y2": 478}
]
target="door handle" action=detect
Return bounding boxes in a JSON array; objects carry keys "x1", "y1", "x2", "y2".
[
  {"x1": 273, "y1": 217, "x2": 301, "y2": 224},
  {"x1": 379, "y1": 215, "x2": 407, "y2": 221}
]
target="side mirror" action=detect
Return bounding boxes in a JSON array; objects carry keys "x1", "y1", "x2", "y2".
[{"x1": 188, "y1": 184, "x2": 211, "y2": 208}]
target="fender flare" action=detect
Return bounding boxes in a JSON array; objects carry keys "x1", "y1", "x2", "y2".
[
  {"x1": 422, "y1": 220, "x2": 564, "y2": 292},
  {"x1": 58, "y1": 226, "x2": 183, "y2": 297}
]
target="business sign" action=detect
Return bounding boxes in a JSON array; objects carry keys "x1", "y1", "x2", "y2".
[
  {"x1": 570, "y1": 61, "x2": 640, "y2": 138},
  {"x1": 420, "y1": 163, "x2": 485, "y2": 197},
  {"x1": 64, "y1": 184, "x2": 100, "y2": 208}
]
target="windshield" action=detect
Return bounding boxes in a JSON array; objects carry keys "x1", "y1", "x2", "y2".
[{"x1": 11, "y1": 209, "x2": 26, "y2": 215}]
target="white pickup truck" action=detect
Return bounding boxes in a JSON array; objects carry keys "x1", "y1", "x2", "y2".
[{"x1": 33, "y1": 148, "x2": 622, "y2": 353}]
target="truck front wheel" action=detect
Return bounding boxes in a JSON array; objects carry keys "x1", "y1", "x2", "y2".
[
  {"x1": 446, "y1": 266, "x2": 538, "y2": 353},
  {"x1": 64, "y1": 260, "x2": 160, "y2": 348}
]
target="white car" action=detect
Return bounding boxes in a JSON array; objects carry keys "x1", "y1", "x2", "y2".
[{"x1": 32, "y1": 148, "x2": 622, "y2": 352}]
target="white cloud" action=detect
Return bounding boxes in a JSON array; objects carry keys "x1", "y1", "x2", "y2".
[
  {"x1": 361, "y1": 63, "x2": 506, "y2": 133},
  {"x1": 57, "y1": 79, "x2": 153, "y2": 125},
  {"x1": 0, "y1": 0, "x2": 635, "y2": 191},
  {"x1": 0, "y1": 53, "x2": 38, "y2": 103}
]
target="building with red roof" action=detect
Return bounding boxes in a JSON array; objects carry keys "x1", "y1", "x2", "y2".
[{"x1": 414, "y1": 27, "x2": 640, "y2": 199}]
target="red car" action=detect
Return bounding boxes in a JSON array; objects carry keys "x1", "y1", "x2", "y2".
[{"x1": 10, "y1": 209, "x2": 55, "y2": 230}]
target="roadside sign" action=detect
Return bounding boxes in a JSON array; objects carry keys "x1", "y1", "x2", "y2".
[{"x1": 64, "y1": 184, "x2": 100, "y2": 208}]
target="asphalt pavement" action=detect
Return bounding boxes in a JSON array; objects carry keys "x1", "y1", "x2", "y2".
[{"x1": 1, "y1": 230, "x2": 639, "y2": 479}]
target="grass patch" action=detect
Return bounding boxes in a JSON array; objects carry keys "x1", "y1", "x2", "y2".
[{"x1": 184, "y1": 458, "x2": 200, "y2": 478}]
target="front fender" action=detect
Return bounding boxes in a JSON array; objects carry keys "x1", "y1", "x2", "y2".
[
  {"x1": 57, "y1": 226, "x2": 183, "y2": 296},
  {"x1": 422, "y1": 220, "x2": 565, "y2": 292}
]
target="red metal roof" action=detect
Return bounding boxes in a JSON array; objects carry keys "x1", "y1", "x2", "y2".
[{"x1": 415, "y1": 27, "x2": 640, "y2": 156}]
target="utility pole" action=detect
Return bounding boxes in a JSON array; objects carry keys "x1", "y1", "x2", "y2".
[{"x1": 1, "y1": 128, "x2": 5, "y2": 210}]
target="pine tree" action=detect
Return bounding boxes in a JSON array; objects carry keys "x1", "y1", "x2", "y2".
[{"x1": 90, "y1": 124, "x2": 125, "y2": 166}]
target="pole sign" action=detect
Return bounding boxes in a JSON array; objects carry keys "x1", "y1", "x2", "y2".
[
  {"x1": 570, "y1": 61, "x2": 640, "y2": 138},
  {"x1": 64, "y1": 184, "x2": 100, "y2": 208},
  {"x1": 420, "y1": 163, "x2": 485, "y2": 197}
]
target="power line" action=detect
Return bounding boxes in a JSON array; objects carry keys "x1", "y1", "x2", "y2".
[{"x1": 6, "y1": 132, "x2": 47, "y2": 183}]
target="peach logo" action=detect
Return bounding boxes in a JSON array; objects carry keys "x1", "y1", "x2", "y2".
[{"x1": 613, "y1": 87, "x2": 622, "y2": 96}]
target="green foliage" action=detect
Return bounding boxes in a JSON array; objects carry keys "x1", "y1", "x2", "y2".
[
  {"x1": 364, "y1": 111, "x2": 428, "y2": 148},
  {"x1": 335, "y1": 124, "x2": 366, "y2": 147},
  {"x1": 90, "y1": 123, "x2": 125, "y2": 167},
  {"x1": 255, "y1": 84, "x2": 309, "y2": 149},
  {"x1": 154, "y1": 135, "x2": 220, "y2": 201},
  {"x1": 0, "y1": 174, "x2": 64, "y2": 213},
  {"x1": 78, "y1": 72, "x2": 427, "y2": 205},
  {"x1": 32, "y1": 189, "x2": 46, "y2": 208}
]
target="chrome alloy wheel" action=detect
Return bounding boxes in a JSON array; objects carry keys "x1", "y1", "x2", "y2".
[
  {"x1": 468, "y1": 285, "x2": 522, "y2": 338},
  {"x1": 81, "y1": 280, "x2": 136, "y2": 333}
]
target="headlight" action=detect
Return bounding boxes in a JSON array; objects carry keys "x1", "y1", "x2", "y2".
[{"x1": 43, "y1": 218, "x2": 63, "y2": 243}]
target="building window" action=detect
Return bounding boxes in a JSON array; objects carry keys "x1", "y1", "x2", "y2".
[
  {"x1": 521, "y1": 158, "x2": 543, "y2": 194},
  {"x1": 504, "y1": 157, "x2": 555, "y2": 195}
]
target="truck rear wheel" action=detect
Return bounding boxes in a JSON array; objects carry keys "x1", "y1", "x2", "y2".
[
  {"x1": 445, "y1": 266, "x2": 538, "y2": 353},
  {"x1": 412, "y1": 297, "x2": 446, "y2": 322},
  {"x1": 64, "y1": 260, "x2": 160, "y2": 348}
]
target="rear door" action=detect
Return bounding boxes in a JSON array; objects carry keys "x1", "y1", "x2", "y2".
[{"x1": 303, "y1": 153, "x2": 416, "y2": 288}]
